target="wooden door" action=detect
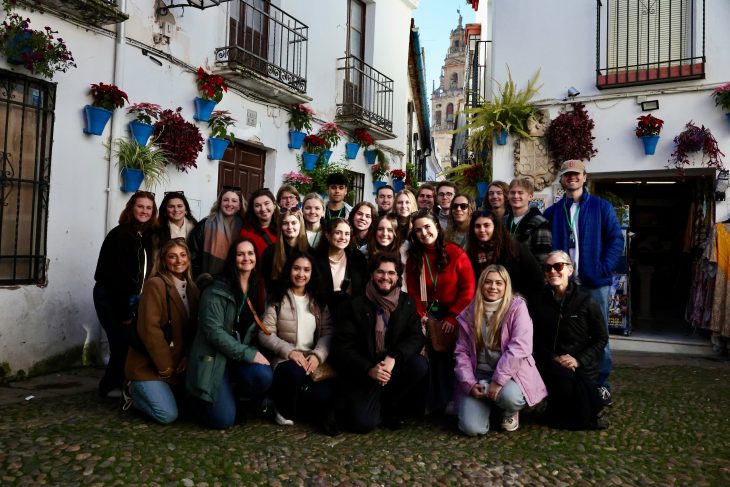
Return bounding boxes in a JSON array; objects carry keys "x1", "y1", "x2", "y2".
[{"x1": 217, "y1": 142, "x2": 266, "y2": 200}]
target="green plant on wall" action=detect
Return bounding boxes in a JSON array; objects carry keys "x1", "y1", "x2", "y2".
[
  {"x1": 113, "y1": 138, "x2": 169, "y2": 190},
  {"x1": 457, "y1": 67, "x2": 541, "y2": 155},
  {"x1": 296, "y1": 154, "x2": 351, "y2": 195}
]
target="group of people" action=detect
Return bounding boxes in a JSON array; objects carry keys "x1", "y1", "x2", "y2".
[{"x1": 93, "y1": 159, "x2": 624, "y2": 435}]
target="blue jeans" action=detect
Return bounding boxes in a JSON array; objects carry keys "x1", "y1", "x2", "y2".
[
  {"x1": 130, "y1": 380, "x2": 179, "y2": 424},
  {"x1": 585, "y1": 285, "x2": 612, "y2": 389},
  {"x1": 190, "y1": 362, "x2": 273, "y2": 430},
  {"x1": 458, "y1": 371, "x2": 526, "y2": 436}
]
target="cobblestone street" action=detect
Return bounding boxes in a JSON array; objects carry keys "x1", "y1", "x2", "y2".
[{"x1": 1, "y1": 352, "x2": 729, "y2": 486}]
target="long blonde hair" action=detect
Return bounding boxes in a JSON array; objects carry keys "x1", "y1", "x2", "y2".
[
  {"x1": 473, "y1": 264, "x2": 513, "y2": 351},
  {"x1": 152, "y1": 240, "x2": 194, "y2": 288},
  {"x1": 273, "y1": 209, "x2": 309, "y2": 280}
]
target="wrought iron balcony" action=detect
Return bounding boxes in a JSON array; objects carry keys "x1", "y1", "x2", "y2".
[
  {"x1": 465, "y1": 37, "x2": 490, "y2": 108},
  {"x1": 336, "y1": 55, "x2": 395, "y2": 140},
  {"x1": 19, "y1": 0, "x2": 128, "y2": 27},
  {"x1": 214, "y1": 0, "x2": 309, "y2": 104},
  {"x1": 596, "y1": 0, "x2": 705, "y2": 89}
]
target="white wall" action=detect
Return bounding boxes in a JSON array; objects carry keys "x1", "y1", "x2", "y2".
[{"x1": 0, "y1": 0, "x2": 417, "y2": 376}]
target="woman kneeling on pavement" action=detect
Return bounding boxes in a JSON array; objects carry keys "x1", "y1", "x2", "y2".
[
  {"x1": 258, "y1": 251, "x2": 338, "y2": 434},
  {"x1": 529, "y1": 251, "x2": 608, "y2": 430},
  {"x1": 186, "y1": 237, "x2": 273, "y2": 429},
  {"x1": 454, "y1": 265, "x2": 546, "y2": 435},
  {"x1": 124, "y1": 240, "x2": 200, "y2": 424}
]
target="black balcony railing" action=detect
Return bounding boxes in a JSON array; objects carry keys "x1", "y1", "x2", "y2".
[
  {"x1": 596, "y1": 0, "x2": 705, "y2": 89},
  {"x1": 465, "y1": 37, "x2": 490, "y2": 108},
  {"x1": 215, "y1": 0, "x2": 308, "y2": 93},
  {"x1": 336, "y1": 55, "x2": 394, "y2": 135}
]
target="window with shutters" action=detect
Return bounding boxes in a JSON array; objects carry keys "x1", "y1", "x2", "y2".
[{"x1": 596, "y1": 0, "x2": 704, "y2": 88}]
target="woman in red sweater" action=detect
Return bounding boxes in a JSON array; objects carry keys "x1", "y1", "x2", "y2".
[
  {"x1": 406, "y1": 210, "x2": 475, "y2": 413},
  {"x1": 240, "y1": 189, "x2": 279, "y2": 261}
]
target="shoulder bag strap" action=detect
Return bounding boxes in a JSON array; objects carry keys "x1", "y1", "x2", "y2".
[
  {"x1": 163, "y1": 285, "x2": 173, "y2": 344},
  {"x1": 420, "y1": 263, "x2": 428, "y2": 311},
  {"x1": 247, "y1": 297, "x2": 271, "y2": 335}
]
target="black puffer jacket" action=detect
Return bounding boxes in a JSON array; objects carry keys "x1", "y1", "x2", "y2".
[{"x1": 529, "y1": 282, "x2": 608, "y2": 382}]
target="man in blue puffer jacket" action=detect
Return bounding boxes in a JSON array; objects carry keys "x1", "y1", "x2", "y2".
[{"x1": 544, "y1": 160, "x2": 624, "y2": 404}]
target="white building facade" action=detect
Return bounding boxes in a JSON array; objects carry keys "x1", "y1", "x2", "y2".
[{"x1": 0, "y1": 0, "x2": 420, "y2": 378}]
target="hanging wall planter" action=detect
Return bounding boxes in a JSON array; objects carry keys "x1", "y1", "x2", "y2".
[
  {"x1": 83, "y1": 105, "x2": 113, "y2": 135},
  {"x1": 373, "y1": 180, "x2": 387, "y2": 193},
  {"x1": 120, "y1": 167, "x2": 144, "y2": 193},
  {"x1": 302, "y1": 152, "x2": 319, "y2": 171},
  {"x1": 288, "y1": 130, "x2": 306, "y2": 149},
  {"x1": 345, "y1": 142, "x2": 360, "y2": 159},
  {"x1": 640, "y1": 135, "x2": 660, "y2": 155},
  {"x1": 321, "y1": 150, "x2": 333, "y2": 164},
  {"x1": 129, "y1": 120, "x2": 155, "y2": 146},
  {"x1": 207, "y1": 137, "x2": 230, "y2": 160},
  {"x1": 392, "y1": 179, "x2": 405, "y2": 192},
  {"x1": 495, "y1": 128, "x2": 508, "y2": 145},
  {"x1": 193, "y1": 97, "x2": 217, "y2": 122},
  {"x1": 477, "y1": 181, "x2": 490, "y2": 199},
  {"x1": 364, "y1": 149, "x2": 377, "y2": 164}
]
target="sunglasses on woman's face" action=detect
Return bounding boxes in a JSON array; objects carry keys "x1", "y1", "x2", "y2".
[
  {"x1": 542, "y1": 262, "x2": 571, "y2": 273},
  {"x1": 451, "y1": 203, "x2": 470, "y2": 211}
]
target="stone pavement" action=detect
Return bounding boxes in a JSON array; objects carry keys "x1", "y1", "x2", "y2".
[{"x1": 1, "y1": 352, "x2": 728, "y2": 485}]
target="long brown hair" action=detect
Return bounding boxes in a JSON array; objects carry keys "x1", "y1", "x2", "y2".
[
  {"x1": 465, "y1": 210, "x2": 517, "y2": 265},
  {"x1": 152, "y1": 240, "x2": 194, "y2": 288},
  {"x1": 473, "y1": 265, "x2": 513, "y2": 351},
  {"x1": 272, "y1": 209, "x2": 309, "y2": 280},
  {"x1": 367, "y1": 213, "x2": 401, "y2": 261},
  {"x1": 408, "y1": 210, "x2": 449, "y2": 274},
  {"x1": 445, "y1": 192, "x2": 475, "y2": 243},
  {"x1": 118, "y1": 191, "x2": 159, "y2": 231}
]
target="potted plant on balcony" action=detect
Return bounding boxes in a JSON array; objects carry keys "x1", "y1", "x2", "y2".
[
  {"x1": 287, "y1": 103, "x2": 314, "y2": 149},
  {"x1": 346, "y1": 127, "x2": 374, "y2": 159},
  {"x1": 317, "y1": 122, "x2": 344, "y2": 163},
  {"x1": 668, "y1": 121, "x2": 725, "y2": 175},
  {"x1": 0, "y1": 13, "x2": 76, "y2": 79},
  {"x1": 194, "y1": 67, "x2": 227, "y2": 122},
  {"x1": 127, "y1": 102, "x2": 161, "y2": 146},
  {"x1": 207, "y1": 110, "x2": 236, "y2": 160},
  {"x1": 113, "y1": 137, "x2": 169, "y2": 193},
  {"x1": 635, "y1": 114, "x2": 664, "y2": 155},
  {"x1": 84, "y1": 82, "x2": 128, "y2": 136},
  {"x1": 153, "y1": 107, "x2": 204, "y2": 172},
  {"x1": 390, "y1": 169, "x2": 406, "y2": 192},
  {"x1": 712, "y1": 82, "x2": 730, "y2": 123},
  {"x1": 546, "y1": 102, "x2": 597, "y2": 166},
  {"x1": 371, "y1": 160, "x2": 390, "y2": 192},
  {"x1": 282, "y1": 170, "x2": 314, "y2": 196},
  {"x1": 302, "y1": 134, "x2": 327, "y2": 171},
  {"x1": 460, "y1": 68, "x2": 541, "y2": 149}
]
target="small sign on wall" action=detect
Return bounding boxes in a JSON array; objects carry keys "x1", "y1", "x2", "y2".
[{"x1": 246, "y1": 109, "x2": 257, "y2": 127}]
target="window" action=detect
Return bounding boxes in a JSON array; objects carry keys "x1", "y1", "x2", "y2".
[
  {"x1": 597, "y1": 0, "x2": 704, "y2": 88},
  {"x1": 446, "y1": 103, "x2": 454, "y2": 122},
  {"x1": 347, "y1": 0, "x2": 365, "y2": 61},
  {"x1": 434, "y1": 110, "x2": 442, "y2": 125},
  {"x1": 450, "y1": 72, "x2": 459, "y2": 88},
  {"x1": 346, "y1": 170, "x2": 364, "y2": 205},
  {"x1": 0, "y1": 71, "x2": 55, "y2": 285}
]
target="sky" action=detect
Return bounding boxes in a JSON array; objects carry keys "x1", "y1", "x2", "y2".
[{"x1": 413, "y1": 0, "x2": 476, "y2": 100}]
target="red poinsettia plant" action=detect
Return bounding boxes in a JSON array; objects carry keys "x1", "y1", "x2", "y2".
[
  {"x1": 352, "y1": 127, "x2": 374, "y2": 148},
  {"x1": 196, "y1": 67, "x2": 228, "y2": 103},
  {"x1": 288, "y1": 103, "x2": 315, "y2": 132},
  {"x1": 128, "y1": 102, "x2": 162, "y2": 125},
  {"x1": 89, "y1": 83, "x2": 128, "y2": 111},
  {"x1": 390, "y1": 169, "x2": 406, "y2": 181},
  {"x1": 303, "y1": 134, "x2": 327, "y2": 154},
  {"x1": 153, "y1": 107, "x2": 204, "y2": 172},
  {"x1": 317, "y1": 122, "x2": 345, "y2": 149},
  {"x1": 635, "y1": 114, "x2": 664, "y2": 138}
]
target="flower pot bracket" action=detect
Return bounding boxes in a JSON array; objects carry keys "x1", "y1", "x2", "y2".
[{"x1": 21, "y1": 0, "x2": 129, "y2": 27}]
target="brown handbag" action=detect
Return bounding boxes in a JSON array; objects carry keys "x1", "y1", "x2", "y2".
[
  {"x1": 310, "y1": 360, "x2": 336, "y2": 382},
  {"x1": 420, "y1": 265, "x2": 457, "y2": 353}
]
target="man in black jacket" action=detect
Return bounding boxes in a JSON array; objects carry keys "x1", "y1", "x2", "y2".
[{"x1": 332, "y1": 253, "x2": 428, "y2": 432}]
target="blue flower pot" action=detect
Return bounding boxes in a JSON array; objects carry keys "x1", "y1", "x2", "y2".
[
  {"x1": 476, "y1": 181, "x2": 490, "y2": 199},
  {"x1": 364, "y1": 149, "x2": 377, "y2": 165},
  {"x1": 345, "y1": 142, "x2": 360, "y2": 159},
  {"x1": 393, "y1": 179, "x2": 405, "y2": 192},
  {"x1": 207, "y1": 137, "x2": 230, "y2": 160},
  {"x1": 288, "y1": 130, "x2": 306, "y2": 149},
  {"x1": 640, "y1": 135, "x2": 660, "y2": 155},
  {"x1": 6, "y1": 31, "x2": 32, "y2": 65},
  {"x1": 321, "y1": 150, "x2": 333, "y2": 164},
  {"x1": 129, "y1": 121, "x2": 155, "y2": 146},
  {"x1": 495, "y1": 128, "x2": 508, "y2": 145},
  {"x1": 83, "y1": 105, "x2": 113, "y2": 136},
  {"x1": 120, "y1": 167, "x2": 144, "y2": 193},
  {"x1": 373, "y1": 180, "x2": 387, "y2": 193},
  {"x1": 302, "y1": 152, "x2": 319, "y2": 171},
  {"x1": 193, "y1": 96, "x2": 217, "y2": 122}
]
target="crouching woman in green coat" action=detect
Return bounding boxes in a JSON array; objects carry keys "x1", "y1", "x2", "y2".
[{"x1": 186, "y1": 237, "x2": 273, "y2": 429}]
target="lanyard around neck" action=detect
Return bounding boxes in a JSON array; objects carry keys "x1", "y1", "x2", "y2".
[
  {"x1": 423, "y1": 254, "x2": 438, "y2": 291},
  {"x1": 236, "y1": 288, "x2": 250, "y2": 324},
  {"x1": 327, "y1": 206, "x2": 343, "y2": 220},
  {"x1": 563, "y1": 200, "x2": 580, "y2": 232}
]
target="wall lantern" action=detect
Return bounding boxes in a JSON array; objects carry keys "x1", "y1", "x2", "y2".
[
  {"x1": 158, "y1": 0, "x2": 231, "y2": 16},
  {"x1": 640, "y1": 100, "x2": 660, "y2": 111},
  {"x1": 715, "y1": 169, "x2": 729, "y2": 202}
]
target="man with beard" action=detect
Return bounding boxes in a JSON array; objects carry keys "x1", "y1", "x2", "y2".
[{"x1": 332, "y1": 253, "x2": 428, "y2": 432}]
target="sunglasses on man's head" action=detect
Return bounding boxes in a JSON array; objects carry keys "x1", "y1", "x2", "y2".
[{"x1": 542, "y1": 262, "x2": 572, "y2": 273}]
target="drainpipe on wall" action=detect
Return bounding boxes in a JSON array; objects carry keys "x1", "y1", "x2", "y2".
[
  {"x1": 105, "y1": 0, "x2": 128, "y2": 233},
  {"x1": 484, "y1": 0, "x2": 495, "y2": 103}
]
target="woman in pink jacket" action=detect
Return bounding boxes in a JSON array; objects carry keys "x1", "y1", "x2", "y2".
[{"x1": 454, "y1": 264, "x2": 547, "y2": 435}]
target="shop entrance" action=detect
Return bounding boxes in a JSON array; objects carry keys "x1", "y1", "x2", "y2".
[{"x1": 592, "y1": 170, "x2": 715, "y2": 340}]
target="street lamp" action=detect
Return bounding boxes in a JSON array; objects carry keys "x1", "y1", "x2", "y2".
[{"x1": 158, "y1": 0, "x2": 232, "y2": 16}]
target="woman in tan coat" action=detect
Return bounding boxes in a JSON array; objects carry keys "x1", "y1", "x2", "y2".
[
  {"x1": 124, "y1": 240, "x2": 199, "y2": 424},
  {"x1": 259, "y1": 251, "x2": 337, "y2": 434}
]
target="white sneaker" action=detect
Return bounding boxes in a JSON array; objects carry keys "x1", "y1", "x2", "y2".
[
  {"x1": 501, "y1": 412, "x2": 519, "y2": 432},
  {"x1": 274, "y1": 409, "x2": 294, "y2": 426}
]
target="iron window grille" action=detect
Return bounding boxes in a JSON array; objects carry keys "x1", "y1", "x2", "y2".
[
  {"x1": 0, "y1": 71, "x2": 55, "y2": 285},
  {"x1": 346, "y1": 170, "x2": 364, "y2": 206},
  {"x1": 596, "y1": 0, "x2": 705, "y2": 89},
  {"x1": 465, "y1": 36, "x2": 490, "y2": 108}
]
